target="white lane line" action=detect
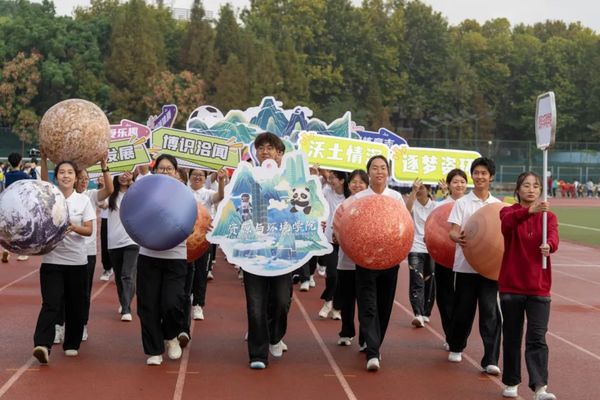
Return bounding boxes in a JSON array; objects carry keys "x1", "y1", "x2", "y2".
[
  {"x1": 294, "y1": 295, "x2": 358, "y2": 400},
  {"x1": 553, "y1": 264, "x2": 600, "y2": 268},
  {"x1": 559, "y1": 223, "x2": 600, "y2": 232},
  {"x1": 0, "y1": 269, "x2": 39, "y2": 293},
  {"x1": 547, "y1": 332, "x2": 600, "y2": 362},
  {"x1": 552, "y1": 292, "x2": 600, "y2": 312},
  {"x1": 0, "y1": 280, "x2": 111, "y2": 399},
  {"x1": 553, "y1": 269, "x2": 600, "y2": 286},
  {"x1": 172, "y1": 318, "x2": 195, "y2": 400}
]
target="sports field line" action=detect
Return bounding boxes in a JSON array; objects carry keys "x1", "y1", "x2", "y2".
[
  {"x1": 0, "y1": 280, "x2": 111, "y2": 400},
  {"x1": 172, "y1": 315, "x2": 196, "y2": 400},
  {"x1": 553, "y1": 269, "x2": 600, "y2": 286},
  {"x1": 294, "y1": 295, "x2": 358, "y2": 400},
  {"x1": 559, "y1": 222, "x2": 600, "y2": 232},
  {"x1": 553, "y1": 264, "x2": 600, "y2": 268},
  {"x1": 552, "y1": 292, "x2": 600, "y2": 312},
  {"x1": 0, "y1": 268, "x2": 39, "y2": 294}
]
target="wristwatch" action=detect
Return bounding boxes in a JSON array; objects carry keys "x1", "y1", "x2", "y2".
[{"x1": 101, "y1": 167, "x2": 110, "y2": 173}]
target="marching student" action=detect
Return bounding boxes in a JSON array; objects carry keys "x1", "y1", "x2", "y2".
[
  {"x1": 33, "y1": 156, "x2": 96, "y2": 364},
  {"x1": 499, "y1": 172, "x2": 559, "y2": 400},
  {"x1": 98, "y1": 175, "x2": 114, "y2": 282},
  {"x1": 447, "y1": 157, "x2": 502, "y2": 376}
]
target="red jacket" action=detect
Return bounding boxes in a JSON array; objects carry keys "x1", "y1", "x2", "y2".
[{"x1": 498, "y1": 203, "x2": 559, "y2": 296}]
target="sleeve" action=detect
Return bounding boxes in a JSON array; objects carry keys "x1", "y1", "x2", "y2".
[
  {"x1": 82, "y1": 196, "x2": 97, "y2": 222},
  {"x1": 447, "y1": 199, "x2": 463, "y2": 226},
  {"x1": 500, "y1": 205, "x2": 530, "y2": 235},
  {"x1": 547, "y1": 212, "x2": 559, "y2": 253}
]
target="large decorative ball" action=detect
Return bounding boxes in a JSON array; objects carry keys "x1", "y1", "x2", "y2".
[
  {"x1": 120, "y1": 175, "x2": 197, "y2": 251},
  {"x1": 338, "y1": 194, "x2": 414, "y2": 270},
  {"x1": 0, "y1": 180, "x2": 69, "y2": 255},
  {"x1": 187, "y1": 203, "x2": 212, "y2": 262},
  {"x1": 424, "y1": 202, "x2": 456, "y2": 269},
  {"x1": 463, "y1": 203, "x2": 509, "y2": 280},
  {"x1": 39, "y1": 99, "x2": 110, "y2": 169}
]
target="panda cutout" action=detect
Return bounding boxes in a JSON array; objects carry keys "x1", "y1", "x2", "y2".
[{"x1": 290, "y1": 187, "x2": 312, "y2": 215}]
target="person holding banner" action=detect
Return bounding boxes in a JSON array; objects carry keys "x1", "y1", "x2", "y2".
[
  {"x1": 498, "y1": 172, "x2": 559, "y2": 400},
  {"x1": 136, "y1": 154, "x2": 189, "y2": 366},
  {"x1": 447, "y1": 157, "x2": 502, "y2": 375},
  {"x1": 352, "y1": 155, "x2": 408, "y2": 372}
]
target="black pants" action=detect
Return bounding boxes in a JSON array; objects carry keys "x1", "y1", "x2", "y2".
[
  {"x1": 209, "y1": 243, "x2": 217, "y2": 267},
  {"x1": 408, "y1": 252, "x2": 435, "y2": 317},
  {"x1": 34, "y1": 263, "x2": 87, "y2": 351},
  {"x1": 448, "y1": 272, "x2": 501, "y2": 368},
  {"x1": 501, "y1": 293, "x2": 551, "y2": 391},
  {"x1": 243, "y1": 270, "x2": 292, "y2": 364},
  {"x1": 100, "y1": 218, "x2": 112, "y2": 272},
  {"x1": 109, "y1": 245, "x2": 139, "y2": 315},
  {"x1": 356, "y1": 265, "x2": 399, "y2": 360},
  {"x1": 136, "y1": 255, "x2": 187, "y2": 356},
  {"x1": 434, "y1": 263, "x2": 455, "y2": 340},
  {"x1": 336, "y1": 269, "x2": 364, "y2": 344},
  {"x1": 297, "y1": 256, "x2": 318, "y2": 283},
  {"x1": 191, "y1": 251, "x2": 210, "y2": 307},
  {"x1": 320, "y1": 244, "x2": 339, "y2": 302},
  {"x1": 83, "y1": 255, "x2": 96, "y2": 324}
]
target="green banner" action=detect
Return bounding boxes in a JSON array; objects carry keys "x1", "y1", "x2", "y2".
[
  {"x1": 391, "y1": 146, "x2": 481, "y2": 185},
  {"x1": 87, "y1": 138, "x2": 151, "y2": 176},
  {"x1": 152, "y1": 127, "x2": 242, "y2": 170},
  {"x1": 297, "y1": 132, "x2": 388, "y2": 172}
]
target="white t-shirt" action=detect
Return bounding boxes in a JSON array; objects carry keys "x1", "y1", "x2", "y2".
[
  {"x1": 107, "y1": 191, "x2": 137, "y2": 249},
  {"x1": 447, "y1": 191, "x2": 500, "y2": 273},
  {"x1": 410, "y1": 198, "x2": 436, "y2": 253},
  {"x1": 136, "y1": 171, "x2": 152, "y2": 180},
  {"x1": 353, "y1": 186, "x2": 406, "y2": 205},
  {"x1": 99, "y1": 198, "x2": 109, "y2": 219},
  {"x1": 83, "y1": 189, "x2": 99, "y2": 256},
  {"x1": 43, "y1": 191, "x2": 96, "y2": 266},
  {"x1": 323, "y1": 189, "x2": 346, "y2": 243},
  {"x1": 337, "y1": 247, "x2": 355, "y2": 270},
  {"x1": 191, "y1": 187, "x2": 216, "y2": 209},
  {"x1": 139, "y1": 241, "x2": 186, "y2": 260}
]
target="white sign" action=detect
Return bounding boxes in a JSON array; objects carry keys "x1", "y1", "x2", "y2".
[{"x1": 535, "y1": 92, "x2": 556, "y2": 149}]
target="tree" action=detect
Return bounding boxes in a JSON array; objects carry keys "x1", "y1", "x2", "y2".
[
  {"x1": 214, "y1": 4, "x2": 241, "y2": 65},
  {"x1": 179, "y1": 0, "x2": 216, "y2": 80},
  {"x1": 211, "y1": 54, "x2": 249, "y2": 112}
]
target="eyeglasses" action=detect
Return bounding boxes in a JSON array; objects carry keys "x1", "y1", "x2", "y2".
[
  {"x1": 156, "y1": 166, "x2": 175, "y2": 173},
  {"x1": 190, "y1": 174, "x2": 205, "y2": 179}
]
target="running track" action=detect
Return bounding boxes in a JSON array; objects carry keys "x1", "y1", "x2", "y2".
[{"x1": 1, "y1": 240, "x2": 599, "y2": 399}]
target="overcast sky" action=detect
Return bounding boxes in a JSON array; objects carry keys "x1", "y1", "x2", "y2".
[{"x1": 46, "y1": 0, "x2": 599, "y2": 32}]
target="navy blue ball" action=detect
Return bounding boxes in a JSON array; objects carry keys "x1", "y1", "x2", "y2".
[{"x1": 120, "y1": 174, "x2": 197, "y2": 251}]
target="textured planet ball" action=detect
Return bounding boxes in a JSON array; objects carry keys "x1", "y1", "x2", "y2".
[
  {"x1": 120, "y1": 175, "x2": 197, "y2": 251},
  {"x1": 39, "y1": 99, "x2": 110, "y2": 169},
  {"x1": 462, "y1": 202, "x2": 510, "y2": 280},
  {"x1": 332, "y1": 196, "x2": 358, "y2": 247},
  {"x1": 338, "y1": 194, "x2": 414, "y2": 270},
  {"x1": 0, "y1": 180, "x2": 69, "y2": 255},
  {"x1": 424, "y1": 202, "x2": 456, "y2": 269},
  {"x1": 187, "y1": 203, "x2": 212, "y2": 262}
]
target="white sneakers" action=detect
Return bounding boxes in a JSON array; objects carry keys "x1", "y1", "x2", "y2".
[
  {"x1": 207, "y1": 270, "x2": 214, "y2": 280},
  {"x1": 121, "y1": 313, "x2": 133, "y2": 322},
  {"x1": 330, "y1": 309, "x2": 342, "y2": 320},
  {"x1": 33, "y1": 346, "x2": 49, "y2": 364},
  {"x1": 309, "y1": 275, "x2": 316, "y2": 288},
  {"x1": 178, "y1": 332, "x2": 190, "y2": 349},
  {"x1": 192, "y1": 305, "x2": 204, "y2": 320},
  {"x1": 269, "y1": 340, "x2": 288, "y2": 357},
  {"x1": 502, "y1": 385, "x2": 518, "y2": 398},
  {"x1": 250, "y1": 361, "x2": 266, "y2": 369},
  {"x1": 483, "y1": 364, "x2": 501, "y2": 375},
  {"x1": 166, "y1": 337, "x2": 182, "y2": 360},
  {"x1": 146, "y1": 355, "x2": 163, "y2": 366},
  {"x1": 411, "y1": 315, "x2": 425, "y2": 328},
  {"x1": 54, "y1": 324, "x2": 64, "y2": 344},
  {"x1": 16, "y1": 255, "x2": 29, "y2": 261},
  {"x1": 337, "y1": 337, "x2": 352, "y2": 346},
  {"x1": 299, "y1": 281, "x2": 310, "y2": 292},
  {"x1": 448, "y1": 352, "x2": 462, "y2": 362},
  {"x1": 366, "y1": 357, "x2": 380, "y2": 371},
  {"x1": 534, "y1": 386, "x2": 557, "y2": 400},
  {"x1": 64, "y1": 349, "x2": 78, "y2": 357},
  {"x1": 318, "y1": 301, "x2": 333, "y2": 319},
  {"x1": 100, "y1": 269, "x2": 113, "y2": 281},
  {"x1": 82, "y1": 325, "x2": 88, "y2": 341}
]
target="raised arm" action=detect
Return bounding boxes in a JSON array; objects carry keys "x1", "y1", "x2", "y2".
[{"x1": 96, "y1": 152, "x2": 114, "y2": 202}]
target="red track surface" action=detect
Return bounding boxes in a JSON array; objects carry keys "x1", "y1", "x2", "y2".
[{"x1": 1, "y1": 242, "x2": 599, "y2": 400}]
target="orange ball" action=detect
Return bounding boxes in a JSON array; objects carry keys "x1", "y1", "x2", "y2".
[
  {"x1": 186, "y1": 203, "x2": 212, "y2": 262},
  {"x1": 338, "y1": 194, "x2": 414, "y2": 270},
  {"x1": 332, "y1": 196, "x2": 357, "y2": 244},
  {"x1": 462, "y1": 203, "x2": 510, "y2": 280},
  {"x1": 424, "y1": 202, "x2": 455, "y2": 269}
]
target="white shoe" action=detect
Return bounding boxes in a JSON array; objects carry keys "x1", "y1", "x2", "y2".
[
  {"x1": 33, "y1": 346, "x2": 49, "y2": 364},
  {"x1": 422, "y1": 316, "x2": 430, "y2": 323},
  {"x1": 534, "y1": 386, "x2": 557, "y2": 400},
  {"x1": 317, "y1": 265, "x2": 326, "y2": 277},
  {"x1": 166, "y1": 337, "x2": 182, "y2": 360},
  {"x1": 366, "y1": 357, "x2": 380, "y2": 371},
  {"x1": 442, "y1": 342, "x2": 450, "y2": 351},
  {"x1": 82, "y1": 325, "x2": 88, "y2": 341},
  {"x1": 502, "y1": 385, "x2": 518, "y2": 398},
  {"x1": 54, "y1": 324, "x2": 64, "y2": 344},
  {"x1": 318, "y1": 301, "x2": 332, "y2": 319},
  {"x1": 121, "y1": 313, "x2": 132, "y2": 322},
  {"x1": 250, "y1": 361, "x2": 266, "y2": 369},
  {"x1": 64, "y1": 349, "x2": 78, "y2": 357},
  {"x1": 411, "y1": 315, "x2": 425, "y2": 328},
  {"x1": 118, "y1": 306, "x2": 122, "y2": 314},
  {"x1": 448, "y1": 352, "x2": 462, "y2": 362},
  {"x1": 299, "y1": 281, "x2": 310, "y2": 292},
  {"x1": 330, "y1": 309, "x2": 342, "y2": 320},
  {"x1": 309, "y1": 275, "x2": 316, "y2": 287},
  {"x1": 16, "y1": 255, "x2": 29, "y2": 261},
  {"x1": 100, "y1": 269, "x2": 113, "y2": 281},
  {"x1": 146, "y1": 355, "x2": 163, "y2": 366},
  {"x1": 237, "y1": 269, "x2": 243, "y2": 280},
  {"x1": 269, "y1": 341, "x2": 286, "y2": 357},
  {"x1": 337, "y1": 337, "x2": 352, "y2": 346},
  {"x1": 359, "y1": 343, "x2": 367, "y2": 352},
  {"x1": 244, "y1": 331, "x2": 248, "y2": 341},
  {"x1": 177, "y1": 332, "x2": 190, "y2": 349},
  {"x1": 207, "y1": 271, "x2": 214, "y2": 280},
  {"x1": 192, "y1": 305, "x2": 204, "y2": 320},
  {"x1": 483, "y1": 364, "x2": 501, "y2": 375}
]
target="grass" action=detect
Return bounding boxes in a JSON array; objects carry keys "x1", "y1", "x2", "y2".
[{"x1": 552, "y1": 207, "x2": 600, "y2": 247}]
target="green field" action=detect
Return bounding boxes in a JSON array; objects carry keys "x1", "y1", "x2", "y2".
[{"x1": 552, "y1": 207, "x2": 600, "y2": 247}]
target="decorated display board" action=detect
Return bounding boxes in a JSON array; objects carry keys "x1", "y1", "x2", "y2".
[{"x1": 207, "y1": 150, "x2": 332, "y2": 276}]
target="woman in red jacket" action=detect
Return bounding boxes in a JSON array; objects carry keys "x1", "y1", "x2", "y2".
[{"x1": 499, "y1": 172, "x2": 559, "y2": 400}]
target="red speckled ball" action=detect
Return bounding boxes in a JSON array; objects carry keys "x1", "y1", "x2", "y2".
[
  {"x1": 462, "y1": 203, "x2": 509, "y2": 280},
  {"x1": 187, "y1": 203, "x2": 212, "y2": 262},
  {"x1": 332, "y1": 196, "x2": 358, "y2": 244},
  {"x1": 424, "y1": 202, "x2": 456, "y2": 269},
  {"x1": 338, "y1": 194, "x2": 414, "y2": 270}
]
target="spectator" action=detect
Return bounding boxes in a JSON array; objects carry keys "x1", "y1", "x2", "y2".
[{"x1": 586, "y1": 180, "x2": 594, "y2": 197}]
